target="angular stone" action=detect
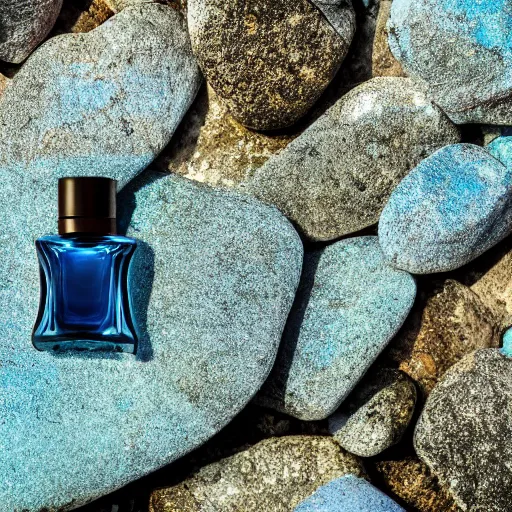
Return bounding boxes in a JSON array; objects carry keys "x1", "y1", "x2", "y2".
[
  {"x1": 245, "y1": 77, "x2": 460, "y2": 241},
  {"x1": 149, "y1": 437, "x2": 363, "y2": 512},
  {"x1": 0, "y1": 4, "x2": 201, "y2": 189},
  {"x1": 372, "y1": 0, "x2": 406, "y2": 77},
  {"x1": 373, "y1": 457, "x2": 462, "y2": 512},
  {"x1": 0, "y1": 171, "x2": 302, "y2": 510},
  {"x1": 294, "y1": 475, "x2": 405, "y2": 512},
  {"x1": 187, "y1": 0, "x2": 355, "y2": 130},
  {"x1": 388, "y1": 0, "x2": 512, "y2": 124},
  {"x1": 384, "y1": 280, "x2": 501, "y2": 396},
  {"x1": 414, "y1": 349, "x2": 512, "y2": 512},
  {"x1": 379, "y1": 144, "x2": 512, "y2": 274},
  {"x1": 0, "y1": 0, "x2": 63, "y2": 63},
  {"x1": 258, "y1": 236, "x2": 416, "y2": 420},
  {"x1": 328, "y1": 369, "x2": 417, "y2": 457}
]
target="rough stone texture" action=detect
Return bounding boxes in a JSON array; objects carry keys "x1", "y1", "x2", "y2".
[
  {"x1": 0, "y1": 0, "x2": 63, "y2": 63},
  {"x1": 414, "y1": 349, "x2": 512, "y2": 511},
  {"x1": 0, "y1": 171, "x2": 302, "y2": 510},
  {"x1": 0, "y1": 74, "x2": 9, "y2": 96},
  {"x1": 384, "y1": 280, "x2": 501, "y2": 396},
  {"x1": 379, "y1": 144, "x2": 512, "y2": 274},
  {"x1": 294, "y1": 475, "x2": 405, "y2": 512},
  {"x1": 488, "y1": 135, "x2": 512, "y2": 170},
  {"x1": 0, "y1": 4, "x2": 201, "y2": 190},
  {"x1": 328, "y1": 369, "x2": 416, "y2": 457},
  {"x1": 53, "y1": 0, "x2": 113, "y2": 34},
  {"x1": 464, "y1": 237, "x2": 512, "y2": 327},
  {"x1": 148, "y1": 436, "x2": 363, "y2": 512},
  {"x1": 187, "y1": 0, "x2": 355, "y2": 130},
  {"x1": 388, "y1": 0, "x2": 512, "y2": 125},
  {"x1": 103, "y1": 0, "x2": 186, "y2": 12},
  {"x1": 156, "y1": 85, "x2": 296, "y2": 188},
  {"x1": 257, "y1": 236, "x2": 416, "y2": 420},
  {"x1": 373, "y1": 457, "x2": 462, "y2": 512},
  {"x1": 372, "y1": 0, "x2": 405, "y2": 77},
  {"x1": 245, "y1": 77, "x2": 460, "y2": 241}
]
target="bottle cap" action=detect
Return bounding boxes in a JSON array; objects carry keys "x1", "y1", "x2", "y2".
[{"x1": 58, "y1": 177, "x2": 117, "y2": 235}]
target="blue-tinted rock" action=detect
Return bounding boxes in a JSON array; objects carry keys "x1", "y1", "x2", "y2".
[
  {"x1": 294, "y1": 475, "x2": 405, "y2": 512},
  {"x1": 257, "y1": 236, "x2": 416, "y2": 420},
  {"x1": 245, "y1": 77, "x2": 459, "y2": 241},
  {"x1": 0, "y1": 171, "x2": 302, "y2": 510},
  {"x1": 0, "y1": 0, "x2": 62, "y2": 63},
  {"x1": 388, "y1": 0, "x2": 512, "y2": 125},
  {"x1": 379, "y1": 144, "x2": 512, "y2": 274},
  {"x1": 0, "y1": 4, "x2": 201, "y2": 188},
  {"x1": 488, "y1": 136, "x2": 512, "y2": 170}
]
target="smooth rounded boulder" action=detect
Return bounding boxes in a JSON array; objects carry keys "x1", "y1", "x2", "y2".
[
  {"x1": 388, "y1": 0, "x2": 512, "y2": 125},
  {"x1": 245, "y1": 77, "x2": 460, "y2": 241},
  {"x1": 379, "y1": 144, "x2": 512, "y2": 274}
]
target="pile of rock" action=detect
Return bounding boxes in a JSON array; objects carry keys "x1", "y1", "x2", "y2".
[{"x1": 1, "y1": 0, "x2": 512, "y2": 511}]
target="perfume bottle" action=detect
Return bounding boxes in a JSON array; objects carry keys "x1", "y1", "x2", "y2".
[{"x1": 32, "y1": 177, "x2": 138, "y2": 354}]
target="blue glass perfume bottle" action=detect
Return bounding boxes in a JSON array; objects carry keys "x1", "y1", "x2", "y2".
[{"x1": 32, "y1": 177, "x2": 138, "y2": 354}]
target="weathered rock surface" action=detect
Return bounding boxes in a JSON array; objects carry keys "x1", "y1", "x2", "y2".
[
  {"x1": 329, "y1": 369, "x2": 416, "y2": 457},
  {"x1": 384, "y1": 280, "x2": 501, "y2": 396},
  {"x1": 0, "y1": 4, "x2": 201, "y2": 189},
  {"x1": 373, "y1": 457, "x2": 462, "y2": 512},
  {"x1": 187, "y1": 0, "x2": 355, "y2": 130},
  {"x1": 415, "y1": 349, "x2": 512, "y2": 511},
  {"x1": 156, "y1": 85, "x2": 296, "y2": 188},
  {"x1": 488, "y1": 135, "x2": 512, "y2": 170},
  {"x1": 54, "y1": 0, "x2": 113, "y2": 34},
  {"x1": 379, "y1": 144, "x2": 512, "y2": 274},
  {"x1": 294, "y1": 475, "x2": 405, "y2": 512},
  {"x1": 0, "y1": 171, "x2": 302, "y2": 510},
  {"x1": 258, "y1": 236, "x2": 416, "y2": 420},
  {"x1": 0, "y1": 0, "x2": 63, "y2": 63},
  {"x1": 245, "y1": 77, "x2": 459, "y2": 241},
  {"x1": 149, "y1": 436, "x2": 363, "y2": 512},
  {"x1": 372, "y1": 0, "x2": 405, "y2": 77},
  {"x1": 388, "y1": 0, "x2": 512, "y2": 124}
]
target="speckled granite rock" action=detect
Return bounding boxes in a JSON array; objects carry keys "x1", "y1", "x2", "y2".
[
  {"x1": 258, "y1": 236, "x2": 416, "y2": 420},
  {"x1": 149, "y1": 436, "x2": 363, "y2": 512},
  {"x1": 0, "y1": 171, "x2": 302, "y2": 510},
  {"x1": 0, "y1": 4, "x2": 200, "y2": 189},
  {"x1": 415, "y1": 349, "x2": 512, "y2": 512},
  {"x1": 379, "y1": 144, "x2": 512, "y2": 274},
  {"x1": 187, "y1": 0, "x2": 355, "y2": 130},
  {"x1": 245, "y1": 77, "x2": 459, "y2": 241},
  {"x1": 0, "y1": 0, "x2": 63, "y2": 63},
  {"x1": 373, "y1": 457, "x2": 462, "y2": 512},
  {"x1": 384, "y1": 280, "x2": 501, "y2": 396},
  {"x1": 54, "y1": 0, "x2": 113, "y2": 34},
  {"x1": 156, "y1": 85, "x2": 296, "y2": 188},
  {"x1": 0, "y1": 74, "x2": 9, "y2": 96},
  {"x1": 488, "y1": 135, "x2": 512, "y2": 170},
  {"x1": 373, "y1": 0, "x2": 405, "y2": 77},
  {"x1": 388, "y1": 0, "x2": 512, "y2": 124},
  {"x1": 294, "y1": 475, "x2": 405, "y2": 512},
  {"x1": 328, "y1": 369, "x2": 416, "y2": 457}
]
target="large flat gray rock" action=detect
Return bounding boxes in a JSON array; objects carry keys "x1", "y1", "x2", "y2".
[{"x1": 0, "y1": 171, "x2": 302, "y2": 510}]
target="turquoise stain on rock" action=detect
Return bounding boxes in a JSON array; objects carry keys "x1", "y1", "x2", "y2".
[
  {"x1": 0, "y1": 170, "x2": 302, "y2": 510},
  {"x1": 501, "y1": 328, "x2": 512, "y2": 358},
  {"x1": 257, "y1": 236, "x2": 415, "y2": 421},
  {"x1": 488, "y1": 136, "x2": 512, "y2": 170},
  {"x1": 379, "y1": 144, "x2": 512, "y2": 274},
  {"x1": 293, "y1": 475, "x2": 405, "y2": 512}
]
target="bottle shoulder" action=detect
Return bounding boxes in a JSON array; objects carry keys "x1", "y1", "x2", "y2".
[{"x1": 36, "y1": 234, "x2": 138, "y2": 247}]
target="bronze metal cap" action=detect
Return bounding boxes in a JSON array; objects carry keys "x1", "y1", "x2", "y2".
[{"x1": 58, "y1": 177, "x2": 117, "y2": 235}]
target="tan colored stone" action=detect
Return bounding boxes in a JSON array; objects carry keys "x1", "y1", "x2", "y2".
[
  {"x1": 384, "y1": 279, "x2": 501, "y2": 396},
  {"x1": 373, "y1": 457, "x2": 461, "y2": 512},
  {"x1": 372, "y1": 0, "x2": 406, "y2": 77},
  {"x1": 0, "y1": 74, "x2": 9, "y2": 96},
  {"x1": 148, "y1": 436, "x2": 363, "y2": 512},
  {"x1": 156, "y1": 85, "x2": 296, "y2": 187},
  {"x1": 53, "y1": 0, "x2": 114, "y2": 34}
]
